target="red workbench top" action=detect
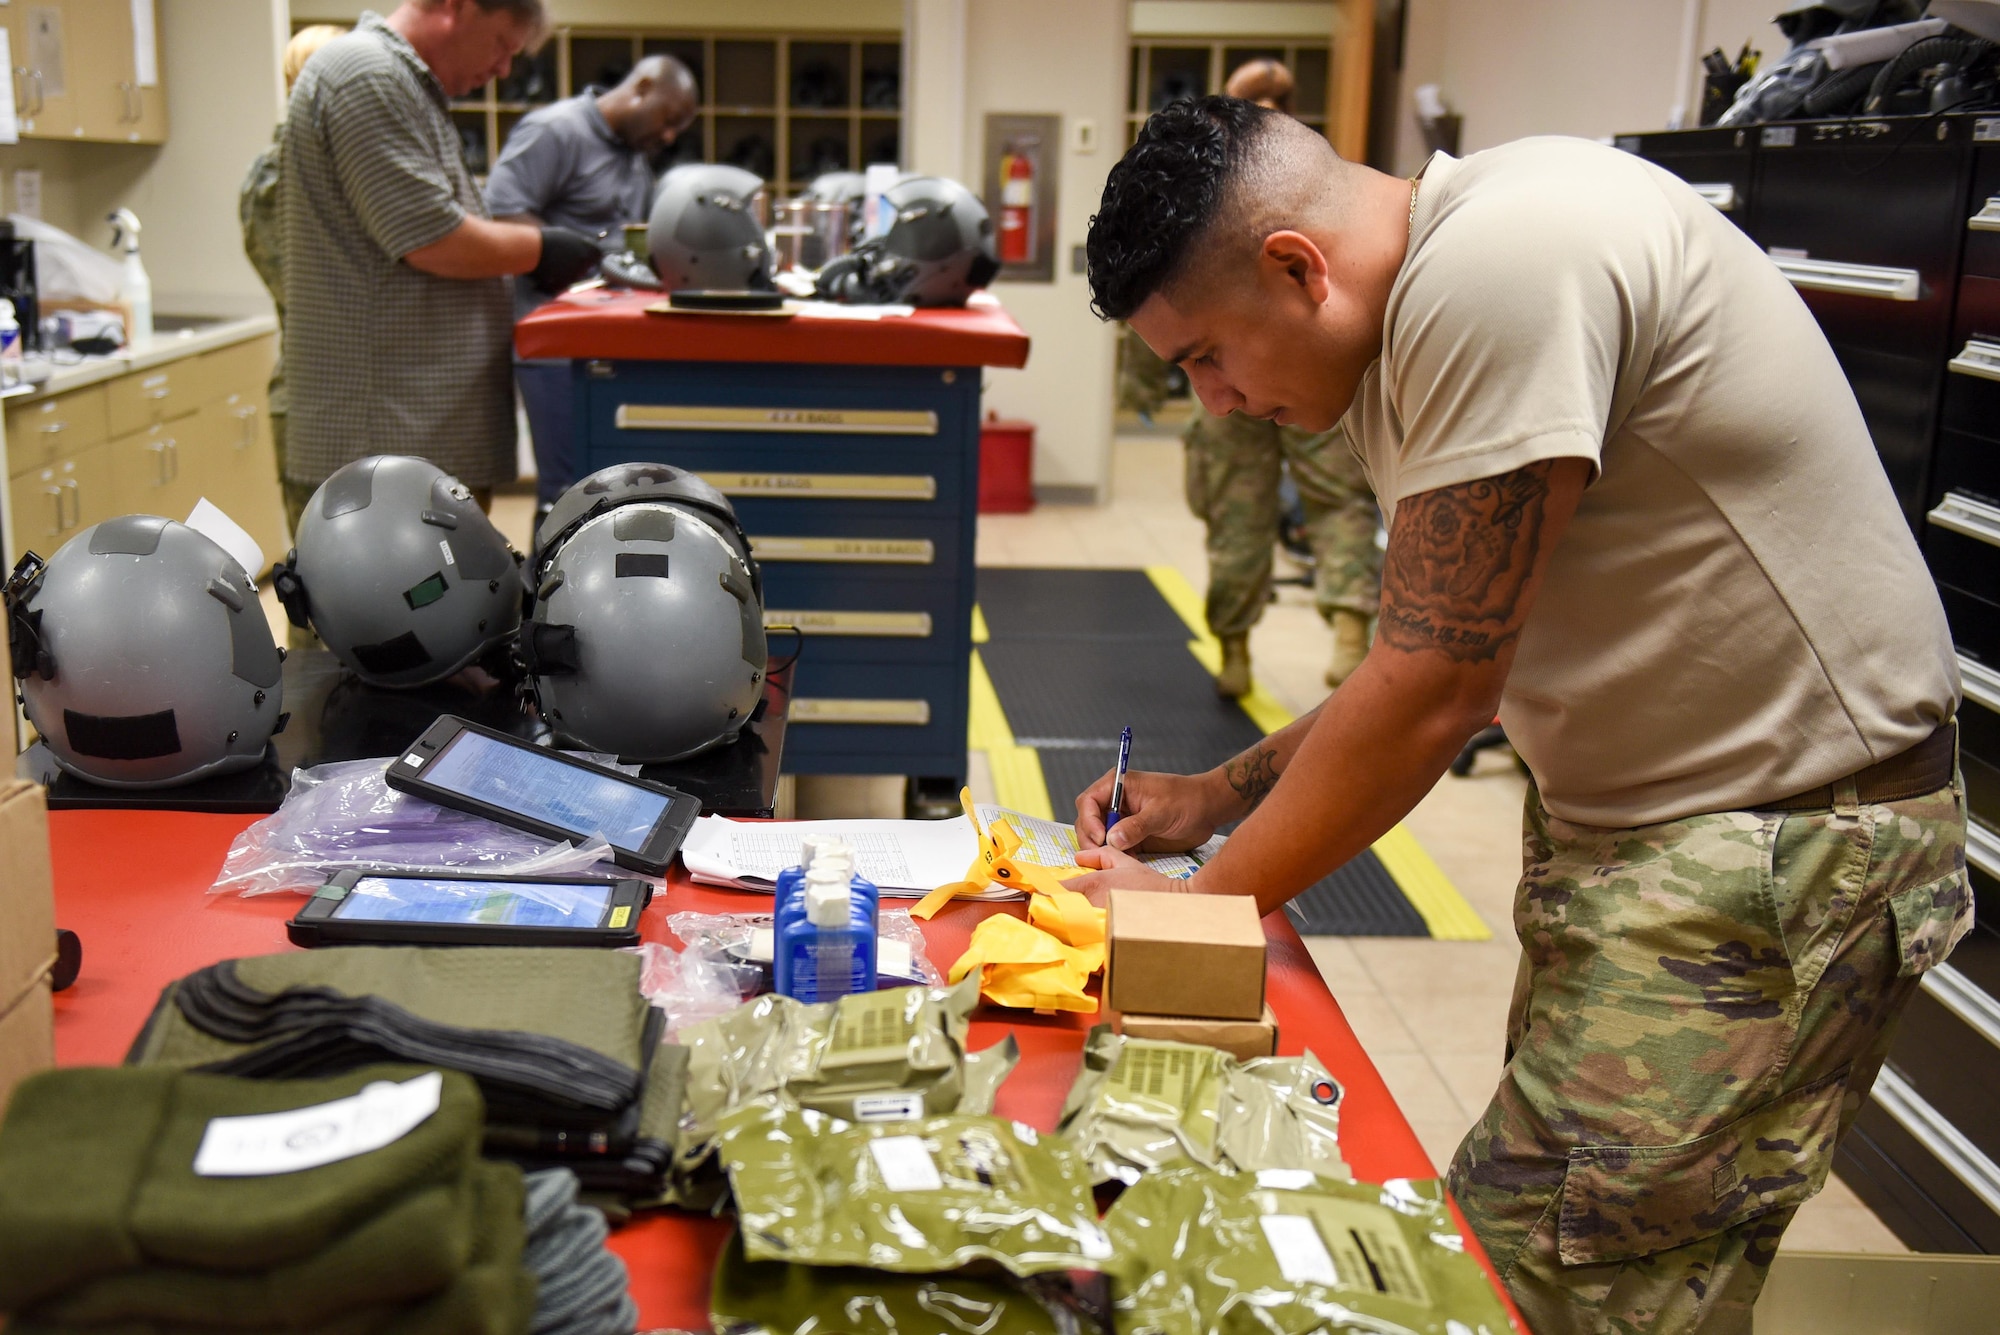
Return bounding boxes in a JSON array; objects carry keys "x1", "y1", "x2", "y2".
[
  {"x1": 515, "y1": 287, "x2": 1032, "y2": 368},
  {"x1": 45, "y1": 809, "x2": 1517, "y2": 1332}
]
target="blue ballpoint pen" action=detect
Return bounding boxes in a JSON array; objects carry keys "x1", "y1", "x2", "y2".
[{"x1": 1106, "y1": 725, "x2": 1133, "y2": 830}]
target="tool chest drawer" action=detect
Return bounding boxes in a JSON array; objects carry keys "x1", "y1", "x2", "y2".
[
  {"x1": 1930, "y1": 429, "x2": 2000, "y2": 509},
  {"x1": 1940, "y1": 581, "x2": 2000, "y2": 668},
  {"x1": 760, "y1": 569, "x2": 962, "y2": 665},
  {"x1": 1882, "y1": 971, "x2": 2000, "y2": 1167},
  {"x1": 1959, "y1": 667, "x2": 2000, "y2": 831},
  {"x1": 1619, "y1": 126, "x2": 1757, "y2": 234},
  {"x1": 1959, "y1": 132, "x2": 2000, "y2": 279},
  {"x1": 1926, "y1": 492, "x2": 2000, "y2": 599},
  {"x1": 782, "y1": 657, "x2": 969, "y2": 774},
  {"x1": 1959, "y1": 830, "x2": 2000, "y2": 999}
]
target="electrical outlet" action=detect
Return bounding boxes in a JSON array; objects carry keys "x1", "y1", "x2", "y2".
[{"x1": 1070, "y1": 119, "x2": 1098, "y2": 154}]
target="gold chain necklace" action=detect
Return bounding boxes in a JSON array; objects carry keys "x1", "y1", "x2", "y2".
[{"x1": 1407, "y1": 175, "x2": 1421, "y2": 234}]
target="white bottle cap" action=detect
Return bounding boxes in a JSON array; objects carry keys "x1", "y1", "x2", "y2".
[
  {"x1": 806, "y1": 881, "x2": 851, "y2": 928},
  {"x1": 799, "y1": 834, "x2": 843, "y2": 867}
]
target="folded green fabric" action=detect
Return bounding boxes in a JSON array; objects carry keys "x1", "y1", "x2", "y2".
[
  {"x1": 0, "y1": 1066, "x2": 484, "y2": 1310},
  {"x1": 9, "y1": 1159, "x2": 535, "y2": 1335}
]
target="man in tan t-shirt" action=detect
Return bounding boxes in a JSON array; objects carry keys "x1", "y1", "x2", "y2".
[{"x1": 1072, "y1": 97, "x2": 1971, "y2": 1334}]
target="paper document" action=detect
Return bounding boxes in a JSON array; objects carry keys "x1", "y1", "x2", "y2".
[
  {"x1": 972, "y1": 803, "x2": 1215, "y2": 880},
  {"x1": 679, "y1": 815, "x2": 1021, "y2": 899}
]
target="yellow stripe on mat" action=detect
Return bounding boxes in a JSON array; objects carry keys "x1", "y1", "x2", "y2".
[
  {"x1": 1143, "y1": 564, "x2": 1490, "y2": 942},
  {"x1": 968, "y1": 644, "x2": 1054, "y2": 819}
]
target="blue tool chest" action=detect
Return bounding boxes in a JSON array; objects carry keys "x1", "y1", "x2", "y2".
[{"x1": 572, "y1": 358, "x2": 979, "y2": 782}]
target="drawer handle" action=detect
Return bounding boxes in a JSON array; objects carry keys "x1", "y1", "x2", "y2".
[
  {"x1": 1971, "y1": 196, "x2": 2000, "y2": 232},
  {"x1": 1869, "y1": 1069, "x2": 2000, "y2": 1218},
  {"x1": 1927, "y1": 491, "x2": 2000, "y2": 548},
  {"x1": 234, "y1": 404, "x2": 258, "y2": 449},
  {"x1": 36, "y1": 421, "x2": 64, "y2": 435},
  {"x1": 763, "y1": 610, "x2": 934, "y2": 638},
  {"x1": 703, "y1": 472, "x2": 938, "y2": 501},
  {"x1": 44, "y1": 483, "x2": 63, "y2": 534},
  {"x1": 615, "y1": 404, "x2": 939, "y2": 436},
  {"x1": 144, "y1": 387, "x2": 172, "y2": 401},
  {"x1": 61, "y1": 478, "x2": 79, "y2": 531},
  {"x1": 1919, "y1": 962, "x2": 2000, "y2": 1052},
  {"x1": 791, "y1": 698, "x2": 933, "y2": 726},
  {"x1": 749, "y1": 536, "x2": 935, "y2": 564},
  {"x1": 1768, "y1": 253, "x2": 1920, "y2": 302},
  {"x1": 1970, "y1": 815, "x2": 2000, "y2": 881},
  {"x1": 1690, "y1": 182, "x2": 1735, "y2": 212},
  {"x1": 1960, "y1": 653, "x2": 2000, "y2": 716},
  {"x1": 1949, "y1": 338, "x2": 2000, "y2": 382}
]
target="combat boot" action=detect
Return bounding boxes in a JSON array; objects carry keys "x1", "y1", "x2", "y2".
[
  {"x1": 1215, "y1": 635, "x2": 1252, "y2": 698},
  {"x1": 1325, "y1": 611, "x2": 1370, "y2": 687}
]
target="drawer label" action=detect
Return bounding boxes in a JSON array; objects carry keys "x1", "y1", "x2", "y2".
[
  {"x1": 615, "y1": 405, "x2": 938, "y2": 435},
  {"x1": 791, "y1": 698, "x2": 933, "y2": 726},
  {"x1": 764, "y1": 610, "x2": 933, "y2": 637},
  {"x1": 1761, "y1": 126, "x2": 1795, "y2": 148},
  {"x1": 749, "y1": 536, "x2": 934, "y2": 564},
  {"x1": 702, "y1": 471, "x2": 938, "y2": 500}
]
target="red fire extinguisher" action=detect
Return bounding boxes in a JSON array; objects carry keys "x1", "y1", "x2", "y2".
[{"x1": 999, "y1": 145, "x2": 1035, "y2": 265}]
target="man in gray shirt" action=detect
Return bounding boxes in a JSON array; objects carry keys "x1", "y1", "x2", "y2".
[
  {"x1": 282, "y1": 1, "x2": 601, "y2": 506},
  {"x1": 487, "y1": 56, "x2": 698, "y2": 506}
]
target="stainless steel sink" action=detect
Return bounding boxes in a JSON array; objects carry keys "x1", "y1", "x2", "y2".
[{"x1": 151, "y1": 314, "x2": 232, "y2": 333}]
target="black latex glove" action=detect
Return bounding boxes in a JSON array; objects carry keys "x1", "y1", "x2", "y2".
[{"x1": 530, "y1": 226, "x2": 601, "y2": 293}]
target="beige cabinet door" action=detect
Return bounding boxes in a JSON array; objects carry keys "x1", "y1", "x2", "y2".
[
  {"x1": 77, "y1": 0, "x2": 161, "y2": 143},
  {"x1": 195, "y1": 392, "x2": 286, "y2": 566},
  {"x1": 10, "y1": 443, "x2": 111, "y2": 556},
  {"x1": 12, "y1": 2, "x2": 83, "y2": 139},
  {"x1": 109, "y1": 416, "x2": 202, "y2": 522}
]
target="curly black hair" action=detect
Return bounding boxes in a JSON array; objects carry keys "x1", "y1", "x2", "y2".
[{"x1": 1086, "y1": 96, "x2": 1280, "y2": 321}]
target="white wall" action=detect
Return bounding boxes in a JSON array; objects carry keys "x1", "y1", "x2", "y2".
[
  {"x1": 1389, "y1": 0, "x2": 1785, "y2": 175},
  {"x1": 924, "y1": 0, "x2": 1126, "y2": 500},
  {"x1": 290, "y1": 0, "x2": 902, "y2": 28},
  {"x1": 1132, "y1": 1, "x2": 1333, "y2": 38}
]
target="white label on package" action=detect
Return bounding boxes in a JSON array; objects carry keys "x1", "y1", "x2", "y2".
[
  {"x1": 867, "y1": 1135, "x2": 943, "y2": 1191},
  {"x1": 1256, "y1": 1168, "x2": 1318, "y2": 1191},
  {"x1": 852, "y1": 1092, "x2": 924, "y2": 1123},
  {"x1": 193, "y1": 1072, "x2": 442, "y2": 1177},
  {"x1": 1260, "y1": 1214, "x2": 1341, "y2": 1288}
]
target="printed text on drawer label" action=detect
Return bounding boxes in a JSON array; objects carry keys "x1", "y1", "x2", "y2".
[
  {"x1": 749, "y1": 537, "x2": 935, "y2": 564},
  {"x1": 791, "y1": 698, "x2": 933, "y2": 725},
  {"x1": 764, "y1": 610, "x2": 934, "y2": 637},
  {"x1": 615, "y1": 405, "x2": 939, "y2": 435},
  {"x1": 702, "y1": 472, "x2": 938, "y2": 500}
]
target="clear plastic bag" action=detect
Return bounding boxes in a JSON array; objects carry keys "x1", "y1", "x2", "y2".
[
  {"x1": 210, "y1": 757, "x2": 628, "y2": 897},
  {"x1": 633, "y1": 940, "x2": 758, "y2": 1038}
]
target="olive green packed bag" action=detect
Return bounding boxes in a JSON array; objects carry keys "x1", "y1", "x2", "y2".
[
  {"x1": 1057, "y1": 1028, "x2": 1348, "y2": 1185},
  {"x1": 709, "y1": 1232, "x2": 1107, "y2": 1335},
  {"x1": 672, "y1": 977, "x2": 1018, "y2": 1205},
  {"x1": 715, "y1": 1103, "x2": 1111, "y2": 1277},
  {"x1": 1103, "y1": 1165, "x2": 1513, "y2": 1335}
]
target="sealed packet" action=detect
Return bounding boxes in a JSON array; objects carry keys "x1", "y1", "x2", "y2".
[
  {"x1": 1103, "y1": 1165, "x2": 1514, "y2": 1335},
  {"x1": 1058, "y1": 1028, "x2": 1347, "y2": 1185},
  {"x1": 710, "y1": 1232, "x2": 1107, "y2": 1335},
  {"x1": 672, "y1": 978, "x2": 1018, "y2": 1203},
  {"x1": 716, "y1": 1103, "x2": 1113, "y2": 1277}
]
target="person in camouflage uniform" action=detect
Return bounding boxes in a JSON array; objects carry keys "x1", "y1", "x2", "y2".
[
  {"x1": 1450, "y1": 777, "x2": 1971, "y2": 1334},
  {"x1": 239, "y1": 24, "x2": 347, "y2": 549},
  {"x1": 1184, "y1": 405, "x2": 1380, "y2": 696}
]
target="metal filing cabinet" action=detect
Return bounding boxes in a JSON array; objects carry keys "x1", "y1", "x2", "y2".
[
  {"x1": 1615, "y1": 126, "x2": 1758, "y2": 234},
  {"x1": 574, "y1": 358, "x2": 979, "y2": 784}
]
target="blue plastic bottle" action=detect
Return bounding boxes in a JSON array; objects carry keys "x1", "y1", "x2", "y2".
[
  {"x1": 779, "y1": 868, "x2": 877, "y2": 1002},
  {"x1": 774, "y1": 837, "x2": 844, "y2": 995}
]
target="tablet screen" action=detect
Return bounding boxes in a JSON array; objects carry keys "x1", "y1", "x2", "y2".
[
  {"x1": 335, "y1": 876, "x2": 613, "y2": 928},
  {"x1": 420, "y1": 730, "x2": 669, "y2": 851}
]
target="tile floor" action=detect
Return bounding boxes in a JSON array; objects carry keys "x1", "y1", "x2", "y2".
[{"x1": 483, "y1": 437, "x2": 1904, "y2": 1252}]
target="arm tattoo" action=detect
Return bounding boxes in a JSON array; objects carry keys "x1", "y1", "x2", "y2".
[
  {"x1": 1225, "y1": 743, "x2": 1280, "y2": 811},
  {"x1": 1378, "y1": 461, "x2": 1556, "y2": 663}
]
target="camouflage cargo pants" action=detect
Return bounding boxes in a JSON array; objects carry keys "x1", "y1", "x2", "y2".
[
  {"x1": 1183, "y1": 406, "x2": 1381, "y2": 638},
  {"x1": 1449, "y1": 774, "x2": 1973, "y2": 1335}
]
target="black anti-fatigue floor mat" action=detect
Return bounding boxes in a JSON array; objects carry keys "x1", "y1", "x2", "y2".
[{"x1": 975, "y1": 568, "x2": 1429, "y2": 936}]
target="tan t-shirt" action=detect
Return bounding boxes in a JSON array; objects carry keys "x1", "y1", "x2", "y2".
[{"x1": 1340, "y1": 137, "x2": 1958, "y2": 827}]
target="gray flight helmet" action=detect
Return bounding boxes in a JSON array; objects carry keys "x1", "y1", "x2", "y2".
[
  {"x1": 647, "y1": 164, "x2": 774, "y2": 292},
  {"x1": 804, "y1": 170, "x2": 869, "y2": 245},
  {"x1": 814, "y1": 175, "x2": 1000, "y2": 308},
  {"x1": 5, "y1": 516, "x2": 285, "y2": 788},
  {"x1": 524, "y1": 464, "x2": 767, "y2": 761},
  {"x1": 275, "y1": 455, "x2": 523, "y2": 688}
]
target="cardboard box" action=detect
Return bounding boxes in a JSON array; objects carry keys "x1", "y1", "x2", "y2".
[
  {"x1": 0, "y1": 780, "x2": 57, "y2": 1118},
  {"x1": 1116, "y1": 1003, "x2": 1279, "y2": 1062},
  {"x1": 1105, "y1": 889, "x2": 1266, "y2": 1021}
]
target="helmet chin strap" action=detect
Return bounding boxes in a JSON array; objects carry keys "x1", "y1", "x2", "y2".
[{"x1": 4, "y1": 552, "x2": 54, "y2": 681}]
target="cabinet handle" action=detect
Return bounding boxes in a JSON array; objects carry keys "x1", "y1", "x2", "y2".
[
  {"x1": 1949, "y1": 338, "x2": 2000, "y2": 382},
  {"x1": 36, "y1": 421, "x2": 64, "y2": 435},
  {"x1": 45, "y1": 484, "x2": 63, "y2": 534},
  {"x1": 166, "y1": 438, "x2": 178, "y2": 481},
  {"x1": 234, "y1": 405, "x2": 258, "y2": 449},
  {"x1": 1690, "y1": 182, "x2": 1735, "y2": 212},
  {"x1": 1961, "y1": 653, "x2": 2000, "y2": 717},
  {"x1": 1969, "y1": 815, "x2": 2000, "y2": 882},
  {"x1": 30, "y1": 70, "x2": 44, "y2": 116},
  {"x1": 1868, "y1": 1069, "x2": 2000, "y2": 1220},
  {"x1": 1768, "y1": 253, "x2": 1921, "y2": 302},
  {"x1": 147, "y1": 439, "x2": 170, "y2": 485},
  {"x1": 144, "y1": 387, "x2": 171, "y2": 401},
  {"x1": 10, "y1": 66, "x2": 25, "y2": 116},
  {"x1": 61, "y1": 478, "x2": 79, "y2": 530},
  {"x1": 1928, "y1": 490, "x2": 2000, "y2": 549},
  {"x1": 1971, "y1": 197, "x2": 2000, "y2": 232}
]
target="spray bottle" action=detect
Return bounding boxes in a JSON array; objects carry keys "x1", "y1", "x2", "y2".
[{"x1": 108, "y1": 209, "x2": 151, "y2": 346}]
